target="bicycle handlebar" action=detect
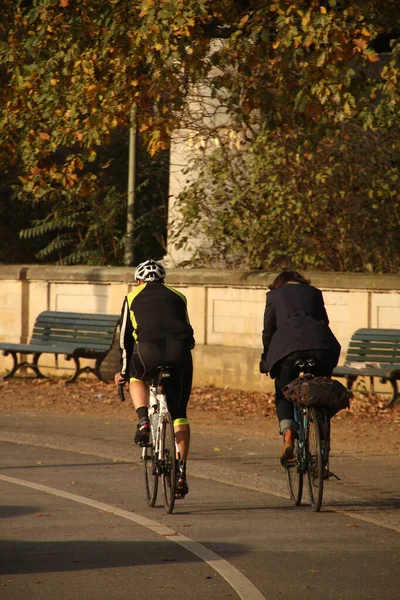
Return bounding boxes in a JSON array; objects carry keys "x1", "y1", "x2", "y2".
[{"x1": 118, "y1": 384, "x2": 125, "y2": 402}]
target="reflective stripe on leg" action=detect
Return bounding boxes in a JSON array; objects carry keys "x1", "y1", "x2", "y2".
[{"x1": 173, "y1": 417, "x2": 189, "y2": 426}]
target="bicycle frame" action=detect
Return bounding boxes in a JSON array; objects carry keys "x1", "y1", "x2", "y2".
[
  {"x1": 148, "y1": 380, "x2": 172, "y2": 476},
  {"x1": 118, "y1": 367, "x2": 178, "y2": 513},
  {"x1": 285, "y1": 357, "x2": 334, "y2": 511},
  {"x1": 293, "y1": 404, "x2": 308, "y2": 475},
  {"x1": 142, "y1": 366, "x2": 178, "y2": 513}
]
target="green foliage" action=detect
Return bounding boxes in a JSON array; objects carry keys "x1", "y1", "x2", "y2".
[
  {"x1": 16, "y1": 133, "x2": 169, "y2": 265},
  {"x1": 0, "y1": 1, "x2": 400, "y2": 268},
  {"x1": 174, "y1": 112, "x2": 400, "y2": 273},
  {"x1": 0, "y1": 169, "x2": 50, "y2": 263},
  {"x1": 2, "y1": 1, "x2": 398, "y2": 184},
  {"x1": 19, "y1": 186, "x2": 125, "y2": 265}
]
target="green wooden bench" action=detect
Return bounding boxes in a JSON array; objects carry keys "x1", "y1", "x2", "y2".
[
  {"x1": 333, "y1": 328, "x2": 400, "y2": 408},
  {"x1": 0, "y1": 310, "x2": 120, "y2": 383}
]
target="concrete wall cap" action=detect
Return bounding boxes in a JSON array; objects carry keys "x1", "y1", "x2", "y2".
[{"x1": 0, "y1": 265, "x2": 399, "y2": 291}]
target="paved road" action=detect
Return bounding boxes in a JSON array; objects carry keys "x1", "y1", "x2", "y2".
[{"x1": 1, "y1": 411, "x2": 399, "y2": 600}]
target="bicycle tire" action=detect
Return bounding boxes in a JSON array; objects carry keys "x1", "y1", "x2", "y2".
[
  {"x1": 143, "y1": 441, "x2": 158, "y2": 507},
  {"x1": 160, "y1": 411, "x2": 176, "y2": 514},
  {"x1": 306, "y1": 408, "x2": 324, "y2": 512},
  {"x1": 286, "y1": 437, "x2": 303, "y2": 506}
]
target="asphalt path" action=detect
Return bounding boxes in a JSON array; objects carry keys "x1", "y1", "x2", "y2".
[{"x1": 0, "y1": 411, "x2": 399, "y2": 600}]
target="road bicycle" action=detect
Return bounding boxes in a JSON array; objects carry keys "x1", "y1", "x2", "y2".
[
  {"x1": 119, "y1": 365, "x2": 178, "y2": 514},
  {"x1": 284, "y1": 359, "x2": 337, "y2": 512}
]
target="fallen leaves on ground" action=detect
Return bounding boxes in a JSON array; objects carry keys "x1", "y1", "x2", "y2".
[
  {"x1": 1, "y1": 377, "x2": 399, "y2": 453},
  {"x1": 0, "y1": 378, "x2": 399, "y2": 424}
]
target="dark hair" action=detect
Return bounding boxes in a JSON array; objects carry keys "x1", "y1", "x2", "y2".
[{"x1": 268, "y1": 270, "x2": 311, "y2": 290}]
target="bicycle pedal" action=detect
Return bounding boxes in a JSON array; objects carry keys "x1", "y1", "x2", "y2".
[{"x1": 324, "y1": 468, "x2": 340, "y2": 480}]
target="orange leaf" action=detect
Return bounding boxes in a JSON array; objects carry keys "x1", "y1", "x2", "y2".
[
  {"x1": 366, "y1": 52, "x2": 380, "y2": 63},
  {"x1": 353, "y1": 38, "x2": 367, "y2": 51}
]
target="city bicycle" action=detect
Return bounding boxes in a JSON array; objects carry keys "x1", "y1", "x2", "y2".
[
  {"x1": 119, "y1": 365, "x2": 178, "y2": 514},
  {"x1": 284, "y1": 359, "x2": 337, "y2": 512}
]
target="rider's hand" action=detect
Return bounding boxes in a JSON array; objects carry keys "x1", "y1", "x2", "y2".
[
  {"x1": 114, "y1": 372, "x2": 127, "y2": 386},
  {"x1": 259, "y1": 355, "x2": 268, "y2": 375}
]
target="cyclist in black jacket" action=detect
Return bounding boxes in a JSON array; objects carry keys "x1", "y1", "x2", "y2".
[
  {"x1": 114, "y1": 259, "x2": 195, "y2": 497},
  {"x1": 259, "y1": 270, "x2": 341, "y2": 465}
]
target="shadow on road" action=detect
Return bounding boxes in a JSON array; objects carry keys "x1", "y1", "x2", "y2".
[
  {"x1": 328, "y1": 498, "x2": 400, "y2": 511},
  {"x1": 0, "y1": 460, "x2": 135, "y2": 471},
  {"x1": 0, "y1": 539, "x2": 251, "y2": 575},
  {"x1": 0, "y1": 505, "x2": 39, "y2": 518}
]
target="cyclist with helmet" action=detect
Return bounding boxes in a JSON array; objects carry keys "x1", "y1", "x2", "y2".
[{"x1": 114, "y1": 259, "x2": 195, "y2": 498}]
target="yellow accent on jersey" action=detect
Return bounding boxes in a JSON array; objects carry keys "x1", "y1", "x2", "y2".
[
  {"x1": 163, "y1": 283, "x2": 187, "y2": 305},
  {"x1": 126, "y1": 283, "x2": 147, "y2": 342}
]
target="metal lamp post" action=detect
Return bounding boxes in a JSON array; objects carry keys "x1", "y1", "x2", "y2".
[{"x1": 124, "y1": 104, "x2": 136, "y2": 266}]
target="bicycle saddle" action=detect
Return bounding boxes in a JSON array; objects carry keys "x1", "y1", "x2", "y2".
[
  {"x1": 155, "y1": 365, "x2": 172, "y2": 382},
  {"x1": 294, "y1": 358, "x2": 318, "y2": 372}
]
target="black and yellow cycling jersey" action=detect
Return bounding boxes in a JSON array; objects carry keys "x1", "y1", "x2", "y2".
[{"x1": 119, "y1": 281, "x2": 195, "y2": 378}]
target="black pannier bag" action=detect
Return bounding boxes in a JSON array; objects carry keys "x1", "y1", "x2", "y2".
[{"x1": 283, "y1": 374, "x2": 350, "y2": 417}]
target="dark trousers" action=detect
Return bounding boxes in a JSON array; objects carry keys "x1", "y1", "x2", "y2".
[
  {"x1": 273, "y1": 349, "x2": 338, "y2": 432},
  {"x1": 129, "y1": 339, "x2": 193, "y2": 421}
]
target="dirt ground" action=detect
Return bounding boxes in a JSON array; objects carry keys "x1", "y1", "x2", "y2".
[{"x1": 1, "y1": 377, "x2": 399, "y2": 454}]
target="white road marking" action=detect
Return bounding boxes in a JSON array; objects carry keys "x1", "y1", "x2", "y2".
[{"x1": 0, "y1": 473, "x2": 266, "y2": 600}]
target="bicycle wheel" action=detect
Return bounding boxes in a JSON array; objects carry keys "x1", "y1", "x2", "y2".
[
  {"x1": 160, "y1": 412, "x2": 176, "y2": 514},
  {"x1": 286, "y1": 437, "x2": 303, "y2": 506},
  {"x1": 143, "y1": 441, "x2": 158, "y2": 507},
  {"x1": 306, "y1": 409, "x2": 324, "y2": 512}
]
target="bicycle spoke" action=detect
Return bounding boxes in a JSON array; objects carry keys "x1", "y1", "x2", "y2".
[
  {"x1": 306, "y1": 409, "x2": 324, "y2": 512},
  {"x1": 161, "y1": 412, "x2": 176, "y2": 514},
  {"x1": 286, "y1": 437, "x2": 303, "y2": 506},
  {"x1": 143, "y1": 442, "x2": 158, "y2": 507}
]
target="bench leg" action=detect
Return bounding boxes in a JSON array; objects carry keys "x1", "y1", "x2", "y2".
[
  {"x1": 31, "y1": 353, "x2": 48, "y2": 379},
  {"x1": 2, "y1": 351, "x2": 19, "y2": 380},
  {"x1": 2, "y1": 351, "x2": 47, "y2": 381},
  {"x1": 64, "y1": 356, "x2": 81, "y2": 383},
  {"x1": 64, "y1": 355, "x2": 106, "y2": 384},
  {"x1": 346, "y1": 375, "x2": 357, "y2": 397},
  {"x1": 92, "y1": 356, "x2": 107, "y2": 382},
  {"x1": 382, "y1": 378, "x2": 399, "y2": 409}
]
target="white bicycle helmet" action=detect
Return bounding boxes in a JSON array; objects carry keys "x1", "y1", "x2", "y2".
[{"x1": 134, "y1": 259, "x2": 166, "y2": 282}]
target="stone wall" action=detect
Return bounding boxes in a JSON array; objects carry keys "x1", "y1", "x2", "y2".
[{"x1": 0, "y1": 266, "x2": 399, "y2": 393}]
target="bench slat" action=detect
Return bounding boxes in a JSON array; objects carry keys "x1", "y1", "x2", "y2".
[
  {"x1": 38, "y1": 310, "x2": 118, "y2": 320},
  {"x1": 1, "y1": 344, "x2": 107, "y2": 354},
  {"x1": 349, "y1": 340, "x2": 400, "y2": 349},
  {"x1": 35, "y1": 317, "x2": 118, "y2": 328},
  {"x1": 351, "y1": 330, "x2": 400, "y2": 341},
  {"x1": 31, "y1": 330, "x2": 114, "y2": 342},
  {"x1": 345, "y1": 354, "x2": 400, "y2": 364},
  {"x1": 334, "y1": 367, "x2": 397, "y2": 377},
  {"x1": 32, "y1": 324, "x2": 115, "y2": 332}
]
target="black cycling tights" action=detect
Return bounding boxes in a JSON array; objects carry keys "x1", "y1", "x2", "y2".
[{"x1": 129, "y1": 339, "x2": 193, "y2": 421}]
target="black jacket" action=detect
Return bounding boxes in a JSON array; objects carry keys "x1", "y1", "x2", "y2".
[
  {"x1": 262, "y1": 283, "x2": 341, "y2": 376},
  {"x1": 119, "y1": 281, "x2": 195, "y2": 377}
]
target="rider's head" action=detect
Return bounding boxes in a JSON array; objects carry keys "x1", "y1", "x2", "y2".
[
  {"x1": 268, "y1": 270, "x2": 311, "y2": 290},
  {"x1": 134, "y1": 259, "x2": 166, "y2": 283}
]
